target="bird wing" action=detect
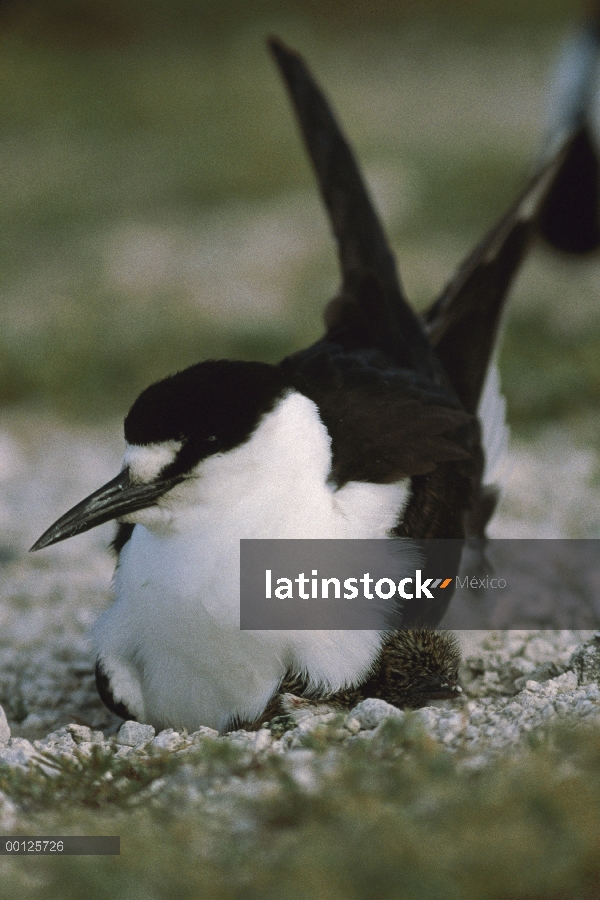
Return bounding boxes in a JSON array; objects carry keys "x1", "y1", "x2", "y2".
[
  {"x1": 284, "y1": 342, "x2": 472, "y2": 486},
  {"x1": 269, "y1": 37, "x2": 447, "y2": 385},
  {"x1": 270, "y1": 37, "x2": 472, "y2": 491},
  {"x1": 423, "y1": 144, "x2": 572, "y2": 415},
  {"x1": 409, "y1": 142, "x2": 572, "y2": 546}
]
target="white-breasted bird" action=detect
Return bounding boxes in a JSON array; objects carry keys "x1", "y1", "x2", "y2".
[{"x1": 32, "y1": 39, "x2": 568, "y2": 733}]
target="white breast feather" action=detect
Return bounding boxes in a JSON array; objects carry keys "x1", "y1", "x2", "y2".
[{"x1": 93, "y1": 391, "x2": 412, "y2": 732}]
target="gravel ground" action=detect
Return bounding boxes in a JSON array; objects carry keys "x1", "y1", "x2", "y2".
[{"x1": 1, "y1": 411, "x2": 600, "y2": 788}]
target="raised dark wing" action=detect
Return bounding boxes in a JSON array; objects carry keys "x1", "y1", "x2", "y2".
[
  {"x1": 269, "y1": 37, "x2": 446, "y2": 385},
  {"x1": 272, "y1": 35, "x2": 477, "y2": 572},
  {"x1": 283, "y1": 345, "x2": 472, "y2": 487},
  {"x1": 412, "y1": 141, "x2": 573, "y2": 554},
  {"x1": 423, "y1": 144, "x2": 572, "y2": 414}
]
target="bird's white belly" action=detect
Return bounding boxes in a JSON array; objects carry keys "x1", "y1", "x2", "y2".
[{"x1": 92, "y1": 392, "x2": 411, "y2": 732}]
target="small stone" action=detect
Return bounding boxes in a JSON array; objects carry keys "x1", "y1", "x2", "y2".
[
  {"x1": 525, "y1": 680, "x2": 542, "y2": 692},
  {"x1": 10, "y1": 737, "x2": 36, "y2": 753},
  {"x1": 0, "y1": 704, "x2": 10, "y2": 746},
  {"x1": 349, "y1": 698, "x2": 404, "y2": 730},
  {"x1": 345, "y1": 717, "x2": 361, "y2": 735},
  {"x1": 114, "y1": 745, "x2": 135, "y2": 758},
  {"x1": 414, "y1": 707, "x2": 442, "y2": 730},
  {"x1": 40, "y1": 734, "x2": 77, "y2": 753},
  {"x1": 0, "y1": 738, "x2": 36, "y2": 769},
  {"x1": 116, "y1": 721, "x2": 156, "y2": 748},
  {"x1": 66, "y1": 724, "x2": 92, "y2": 744},
  {"x1": 223, "y1": 729, "x2": 254, "y2": 746},
  {"x1": 74, "y1": 742, "x2": 95, "y2": 757},
  {"x1": 550, "y1": 671, "x2": 578, "y2": 693},
  {"x1": 296, "y1": 712, "x2": 338, "y2": 736},
  {"x1": 151, "y1": 729, "x2": 185, "y2": 752},
  {"x1": 439, "y1": 711, "x2": 465, "y2": 744},
  {"x1": 41, "y1": 725, "x2": 77, "y2": 753},
  {"x1": 252, "y1": 729, "x2": 272, "y2": 752},
  {"x1": 189, "y1": 727, "x2": 219, "y2": 743},
  {"x1": 351, "y1": 728, "x2": 377, "y2": 741}
]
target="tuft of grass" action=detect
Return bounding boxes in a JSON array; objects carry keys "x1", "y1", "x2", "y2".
[
  {"x1": 0, "y1": 737, "x2": 256, "y2": 812},
  {"x1": 3, "y1": 717, "x2": 600, "y2": 898},
  {"x1": 266, "y1": 715, "x2": 296, "y2": 738},
  {"x1": 0, "y1": 746, "x2": 181, "y2": 811}
]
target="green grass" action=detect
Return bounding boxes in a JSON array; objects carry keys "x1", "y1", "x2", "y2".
[
  {"x1": 3, "y1": 717, "x2": 600, "y2": 899},
  {"x1": 501, "y1": 305, "x2": 600, "y2": 428}
]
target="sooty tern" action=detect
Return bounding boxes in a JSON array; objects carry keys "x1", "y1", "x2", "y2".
[
  {"x1": 32, "y1": 39, "x2": 568, "y2": 733},
  {"x1": 539, "y1": 4, "x2": 600, "y2": 254}
]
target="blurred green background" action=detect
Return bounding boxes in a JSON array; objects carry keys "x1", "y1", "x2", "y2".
[{"x1": 0, "y1": 0, "x2": 597, "y2": 436}]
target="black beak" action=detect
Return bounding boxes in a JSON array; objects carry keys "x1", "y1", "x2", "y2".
[
  {"x1": 426, "y1": 681, "x2": 463, "y2": 702},
  {"x1": 30, "y1": 468, "x2": 185, "y2": 552}
]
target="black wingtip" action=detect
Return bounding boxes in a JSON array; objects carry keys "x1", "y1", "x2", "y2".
[
  {"x1": 267, "y1": 35, "x2": 287, "y2": 57},
  {"x1": 267, "y1": 37, "x2": 304, "y2": 88},
  {"x1": 537, "y1": 8, "x2": 600, "y2": 255},
  {"x1": 538, "y1": 125, "x2": 600, "y2": 254},
  {"x1": 422, "y1": 135, "x2": 573, "y2": 414},
  {"x1": 267, "y1": 36, "x2": 301, "y2": 78},
  {"x1": 267, "y1": 35, "x2": 301, "y2": 62}
]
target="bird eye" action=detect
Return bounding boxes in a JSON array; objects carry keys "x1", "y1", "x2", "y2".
[{"x1": 206, "y1": 435, "x2": 217, "y2": 442}]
